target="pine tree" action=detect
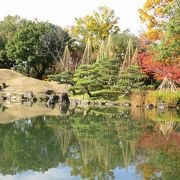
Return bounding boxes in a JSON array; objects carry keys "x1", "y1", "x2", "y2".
[
  {"x1": 71, "y1": 65, "x2": 99, "y2": 97},
  {"x1": 71, "y1": 56, "x2": 120, "y2": 97},
  {"x1": 95, "y1": 34, "x2": 119, "y2": 89},
  {"x1": 94, "y1": 57, "x2": 120, "y2": 89},
  {"x1": 72, "y1": 33, "x2": 120, "y2": 96},
  {"x1": 113, "y1": 65, "x2": 144, "y2": 96}
]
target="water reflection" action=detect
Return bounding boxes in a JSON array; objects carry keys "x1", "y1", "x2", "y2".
[{"x1": 0, "y1": 106, "x2": 179, "y2": 179}]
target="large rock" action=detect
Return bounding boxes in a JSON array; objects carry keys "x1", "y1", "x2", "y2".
[
  {"x1": 47, "y1": 95, "x2": 60, "y2": 107},
  {"x1": 53, "y1": 95, "x2": 60, "y2": 102},
  {"x1": 158, "y1": 102, "x2": 165, "y2": 110},
  {"x1": 2, "y1": 83, "x2": 8, "y2": 89},
  {"x1": 147, "y1": 104, "x2": 154, "y2": 109},
  {"x1": 122, "y1": 102, "x2": 131, "y2": 107},
  {"x1": 61, "y1": 93, "x2": 70, "y2": 104}
]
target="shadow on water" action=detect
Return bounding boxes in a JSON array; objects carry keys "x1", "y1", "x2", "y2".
[{"x1": 0, "y1": 104, "x2": 179, "y2": 179}]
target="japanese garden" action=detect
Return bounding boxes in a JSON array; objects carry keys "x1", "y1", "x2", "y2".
[{"x1": 0, "y1": 0, "x2": 179, "y2": 179}]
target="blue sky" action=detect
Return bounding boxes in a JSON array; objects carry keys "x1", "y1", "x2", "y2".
[
  {"x1": 0, "y1": 165, "x2": 142, "y2": 180},
  {"x1": 0, "y1": 0, "x2": 146, "y2": 34}
]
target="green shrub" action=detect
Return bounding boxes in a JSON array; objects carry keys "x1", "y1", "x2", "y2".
[
  {"x1": 156, "y1": 91, "x2": 180, "y2": 107},
  {"x1": 146, "y1": 91, "x2": 180, "y2": 107}
]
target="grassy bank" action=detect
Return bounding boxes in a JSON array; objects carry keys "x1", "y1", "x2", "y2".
[
  {"x1": 131, "y1": 91, "x2": 180, "y2": 108},
  {"x1": 0, "y1": 69, "x2": 68, "y2": 94}
]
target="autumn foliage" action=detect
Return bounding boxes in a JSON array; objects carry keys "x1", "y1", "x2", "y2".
[
  {"x1": 139, "y1": 0, "x2": 174, "y2": 41},
  {"x1": 138, "y1": 52, "x2": 180, "y2": 84}
]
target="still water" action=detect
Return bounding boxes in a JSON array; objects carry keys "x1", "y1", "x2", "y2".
[{"x1": 0, "y1": 103, "x2": 179, "y2": 180}]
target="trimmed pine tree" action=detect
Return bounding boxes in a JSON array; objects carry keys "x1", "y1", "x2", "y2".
[{"x1": 113, "y1": 65, "x2": 145, "y2": 96}]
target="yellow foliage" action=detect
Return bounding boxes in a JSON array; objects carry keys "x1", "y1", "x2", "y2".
[
  {"x1": 155, "y1": 0, "x2": 160, "y2": 3},
  {"x1": 155, "y1": 7, "x2": 163, "y2": 15},
  {"x1": 144, "y1": 29, "x2": 162, "y2": 41},
  {"x1": 139, "y1": 0, "x2": 173, "y2": 41},
  {"x1": 147, "y1": 22, "x2": 154, "y2": 30}
]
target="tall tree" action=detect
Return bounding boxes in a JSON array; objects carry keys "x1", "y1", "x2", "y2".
[
  {"x1": 113, "y1": 31, "x2": 138, "y2": 64},
  {"x1": 6, "y1": 20, "x2": 52, "y2": 78},
  {"x1": 72, "y1": 6, "x2": 120, "y2": 48},
  {"x1": 0, "y1": 15, "x2": 22, "y2": 68},
  {"x1": 40, "y1": 26, "x2": 70, "y2": 62}
]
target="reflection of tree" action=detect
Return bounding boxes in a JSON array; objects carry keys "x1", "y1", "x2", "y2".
[
  {"x1": 115, "y1": 118, "x2": 141, "y2": 169},
  {"x1": 78, "y1": 138, "x2": 94, "y2": 167},
  {"x1": 0, "y1": 106, "x2": 179, "y2": 180},
  {"x1": 0, "y1": 117, "x2": 63, "y2": 175},
  {"x1": 53, "y1": 126, "x2": 73, "y2": 157},
  {"x1": 68, "y1": 107, "x2": 153, "y2": 179},
  {"x1": 72, "y1": 120, "x2": 95, "y2": 168},
  {"x1": 136, "y1": 147, "x2": 180, "y2": 180},
  {"x1": 69, "y1": 111, "x2": 119, "y2": 179},
  {"x1": 95, "y1": 143, "x2": 114, "y2": 171},
  {"x1": 136, "y1": 113, "x2": 180, "y2": 180}
]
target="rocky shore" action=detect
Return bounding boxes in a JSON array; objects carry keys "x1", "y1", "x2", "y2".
[{"x1": 0, "y1": 89, "x2": 179, "y2": 110}]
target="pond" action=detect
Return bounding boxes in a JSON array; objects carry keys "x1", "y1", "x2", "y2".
[{"x1": 0, "y1": 103, "x2": 179, "y2": 180}]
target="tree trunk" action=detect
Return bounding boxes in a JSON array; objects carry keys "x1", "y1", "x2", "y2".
[{"x1": 34, "y1": 66, "x2": 47, "y2": 79}]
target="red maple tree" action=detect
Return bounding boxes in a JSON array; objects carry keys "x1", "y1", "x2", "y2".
[{"x1": 138, "y1": 52, "x2": 180, "y2": 84}]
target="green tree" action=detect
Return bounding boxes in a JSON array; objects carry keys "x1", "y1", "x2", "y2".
[
  {"x1": 153, "y1": 0, "x2": 180, "y2": 64},
  {"x1": 6, "y1": 20, "x2": 69, "y2": 79},
  {"x1": 113, "y1": 65, "x2": 145, "y2": 96},
  {"x1": 113, "y1": 31, "x2": 138, "y2": 63},
  {"x1": 94, "y1": 57, "x2": 120, "y2": 89},
  {"x1": 71, "y1": 65, "x2": 98, "y2": 97},
  {"x1": 72, "y1": 6, "x2": 120, "y2": 48},
  {"x1": 71, "y1": 57, "x2": 120, "y2": 97},
  {"x1": 0, "y1": 15, "x2": 22, "y2": 68},
  {"x1": 6, "y1": 20, "x2": 52, "y2": 78}
]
